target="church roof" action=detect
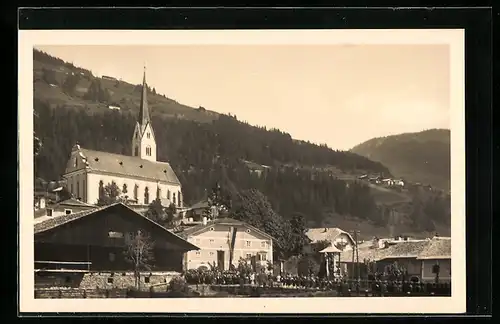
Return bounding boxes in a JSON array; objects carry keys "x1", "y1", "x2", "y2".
[{"x1": 77, "y1": 147, "x2": 181, "y2": 185}]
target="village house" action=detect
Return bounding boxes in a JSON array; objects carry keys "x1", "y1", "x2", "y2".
[
  {"x1": 62, "y1": 67, "x2": 183, "y2": 209},
  {"x1": 304, "y1": 227, "x2": 356, "y2": 254},
  {"x1": 35, "y1": 197, "x2": 96, "y2": 219},
  {"x1": 34, "y1": 202, "x2": 199, "y2": 289},
  {"x1": 417, "y1": 236, "x2": 451, "y2": 282},
  {"x1": 174, "y1": 217, "x2": 274, "y2": 272},
  {"x1": 339, "y1": 236, "x2": 451, "y2": 282}
]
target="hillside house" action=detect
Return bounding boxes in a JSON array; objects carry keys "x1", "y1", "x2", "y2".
[
  {"x1": 304, "y1": 228, "x2": 356, "y2": 254},
  {"x1": 174, "y1": 217, "x2": 274, "y2": 272},
  {"x1": 417, "y1": 236, "x2": 451, "y2": 282},
  {"x1": 34, "y1": 202, "x2": 199, "y2": 275},
  {"x1": 108, "y1": 105, "x2": 121, "y2": 111}
]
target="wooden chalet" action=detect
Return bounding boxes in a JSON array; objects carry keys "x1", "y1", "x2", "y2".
[{"x1": 34, "y1": 202, "x2": 200, "y2": 274}]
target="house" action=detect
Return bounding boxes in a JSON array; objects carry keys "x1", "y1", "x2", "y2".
[
  {"x1": 417, "y1": 236, "x2": 451, "y2": 282},
  {"x1": 35, "y1": 198, "x2": 97, "y2": 219},
  {"x1": 339, "y1": 239, "x2": 428, "y2": 278},
  {"x1": 183, "y1": 198, "x2": 210, "y2": 222},
  {"x1": 34, "y1": 202, "x2": 199, "y2": 273},
  {"x1": 62, "y1": 67, "x2": 183, "y2": 208},
  {"x1": 304, "y1": 227, "x2": 356, "y2": 254},
  {"x1": 108, "y1": 105, "x2": 121, "y2": 111},
  {"x1": 174, "y1": 217, "x2": 274, "y2": 272}
]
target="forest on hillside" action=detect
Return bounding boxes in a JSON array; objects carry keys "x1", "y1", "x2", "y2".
[{"x1": 33, "y1": 99, "x2": 450, "y2": 231}]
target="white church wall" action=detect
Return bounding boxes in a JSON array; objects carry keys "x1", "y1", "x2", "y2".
[{"x1": 86, "y1": 172, "x2": 182, "y2": 207}]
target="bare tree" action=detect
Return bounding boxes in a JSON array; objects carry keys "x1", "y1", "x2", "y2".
[{"x1": 123, "y1": 229, "x2": 155, "y2": 290}]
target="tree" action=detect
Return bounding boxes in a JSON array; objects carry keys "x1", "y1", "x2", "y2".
[
  {"x1": 165, "y1": 203, "x2": 177, "y2": 227},
  {"x1": 97, "y1": 181, "x2": 122, "y2": 206},
  {"x1": 289, "y1": 212, "x2": 310, "y2": 256},
  {"x1": 123, "y1": 229, "x2": 155, "y2": 290},
  {"x1": 144, "y1": 198, "x2": 166, "y2": 224}
]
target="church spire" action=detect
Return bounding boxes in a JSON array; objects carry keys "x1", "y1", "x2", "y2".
[{"x1": 138, "y1": 64, "x2": 150, "y2": 127}]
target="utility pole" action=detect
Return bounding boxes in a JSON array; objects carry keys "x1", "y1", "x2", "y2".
[{"x1": 353, "y1": 230, "x2": 360, "y2": 282}]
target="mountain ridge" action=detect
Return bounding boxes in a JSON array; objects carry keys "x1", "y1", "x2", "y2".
[{"x1": 351, "y1": 129, "x2": 451, "y2": 191}]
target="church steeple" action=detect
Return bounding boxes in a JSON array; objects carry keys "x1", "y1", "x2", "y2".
[
  {"x1": 132, "y1": 64, "x2": 157, "y2": 162},
  {"x1": 138, "y1": 65, "x2": 151, "y2": 128}
]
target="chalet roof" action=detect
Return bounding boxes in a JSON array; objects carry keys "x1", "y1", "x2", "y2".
[
  {"x1": 319, "y1": 245, "x2": 343, "y2": 253},
  {"x1": 34, "y1": 202, "x2": 199, "y2": 250},
  {"x1": 417, "y1": 237, "x2": 451, "y2": 260},
  {"x1": 189, "y1": 199, "x2": 210, "y2": 210},
  {"x1": 175, "y1": 217, "x2": 275, "y2": 241},
  {"x1": 74, "y1": 147, "x2": 180, "y2": 185},
  {"x1": 340, "y1": 240, "x2": 430, "y2": 263},
  {"x1": 306, "y1": 227, "x2": 355, "y2": 245}
]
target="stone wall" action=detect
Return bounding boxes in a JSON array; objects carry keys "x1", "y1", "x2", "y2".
[{"x1": 79, "y1": 272, "x2": 180, "y2": 290}]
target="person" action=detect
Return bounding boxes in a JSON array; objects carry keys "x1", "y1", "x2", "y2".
[{"x1": 250, "y1": 272, "x2": 255, "y2": 285}]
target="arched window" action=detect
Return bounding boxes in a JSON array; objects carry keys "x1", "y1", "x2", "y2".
[
  {"x1": 156, "y1": 186, "x2": 161, "y2": 199},
  {"x1": 177, "y1": 191, "x2": 181, "y2": 207},
  {"x1": 146, "y1": 146, "x2": 151, "y2": 156},
  {"x1": 76, "y1": 179, "x2": 80, "y2": 200},
  {"x1": 173, "y1": 192, "x2": 176, "y2": 205},
  {"x1": 167, "y1": 190, "x2": 171, "y2": 199},
  {"x1": 122, "y1": 183, "x2": 128, "y2": 194},
  {"x1": 134, "y1": 184, "x2": 138, "y2": 201},
  {"x1": 144, "y1": 187, "x2": 150, "y2": 205},
  {"x1": 147, "y1": 132, "x2": 150, "y2": 139},
  {"x1": 98, "y1": 180, "x2": 104, "y2": 198}
]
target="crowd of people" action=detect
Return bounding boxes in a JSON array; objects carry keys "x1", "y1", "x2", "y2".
[{"x1": 183, "y1": 268, "x2": 451, "y2": 296}]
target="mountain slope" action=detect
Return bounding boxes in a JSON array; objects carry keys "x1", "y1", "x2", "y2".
[{"x1": 351, "y1": 129, "x2": 451, "y2": 191}]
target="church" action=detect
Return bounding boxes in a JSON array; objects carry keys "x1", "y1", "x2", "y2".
[{"x1": 62, "y1": 68, "x2": 183, "y2": 208}]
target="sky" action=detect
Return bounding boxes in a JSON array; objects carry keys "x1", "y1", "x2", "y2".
[{"x1": 35, "y1": 44, "x2": 450, "y2": 150}]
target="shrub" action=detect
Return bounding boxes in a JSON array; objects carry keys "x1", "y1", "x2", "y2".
[{"x1": 168, "y1": 276, "x2": 188, "y2": 293}]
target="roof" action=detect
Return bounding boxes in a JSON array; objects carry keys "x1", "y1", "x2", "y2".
[
  {"x1": 138, "y1": 68, "x2": 151, "y2": 131},
  {"x1": 175, "y1": 217, "x2": 275, "y2": 241},
  {"x1": 50, "y1": 198, "x2": 96, "y2": 208},
  {"x1": 417, "y1": 237, "x2": 451, "y2": 260},
  {"x1": 320, "y1": 245, "x2": 343, "y2": 253},
  {"x1": 340, "y1": 240, "x2": 430, "y2": 263},
  {"x1": 34, "y1": 202, "x2": 199, "y2": 251},
  {"x1": 306, "y1": 228, "x2": 355, "y2": 244},
  {"x1": 73, "y1": 147, "x2": 180, "y2": 185},
  {"x1": 189, "y1": 199, "x2": 210, "y2": 210}
]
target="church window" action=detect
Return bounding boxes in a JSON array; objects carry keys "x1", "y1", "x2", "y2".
[
  {"x1": 167, "y1": 190, "x2": 171, "y2": 199},
  {"x1": 134, "y1": 184, "x2": 138, "y2": 201},
  {"x1": 173, "y1": 193, "x2": 176, "y2": 205},
  {"x1": 146, "y1": 146, "x2": 151, "y2": 156},
  {"x1": 76, "y1": 180, "x2": 80, "y2": 199},
  {"x1": 147, "y1": 132, "x2": 150, "y2": 139},
  {"x1": 156, "y1": 186, "x2": 161, "y2": 199},
  {"x1": 74, "y1": 157, "x2": 78, "y2": 168},
  {"x1": 177, "y1": 191, "x2": 181, "y2": 207},
  {"x1": 123, "y1": 184, "x2": 128, "y2": 194},
  {"x1": 144, "y1": 187, "x2": 150, "y2": 205}
]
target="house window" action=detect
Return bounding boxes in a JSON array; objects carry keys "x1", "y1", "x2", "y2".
[
  {"x1": 195, "y1": 251, "x2": 201, "y2": 256},
  {"x1": 177, "y1": 191, "x2": 181, "y2": 207},
  {"x1": 144, "y1": 277, "x2": 150, "y2": 283},
  {"x1": 98, "y1": 180, "x2": 104, "y2": 199},
  {"x1": 64, "y1": 209, "x2": 72, "y2": 215},
  {"x1": 109, "y1": 253, "x2": 116, "y2": 262},
  {"x1": 261, "y1": 241, "x2": 266, "y2": 248},
  {"x1": 144, "y1": 187, "x2": 149, "y2": 204},
  {"x1": 167, "y1": 190, "x2": 171, "y2": 199},
  {"x1": 246, "y1": 253, "x2": 252, "y2": 259},
  {"x1": 209, "y1": 239, "x2": 215, "y2": 244},
  {"x1": 209, "y1": 252, "x2": 214, "y2": 256},
  {"x1": 108, "y1": 231, "x2": 124, "y2": 239},
  {"x1": 147, "y1": 132, "x2": 150, "y2": 139},
  {"x1": 46, "y1": 209, "x2": 53, "y2": 217},
  {"x1": 246, "y1": 241, "x2": 251, "y2": 247},
  {"x1": 260, "y1": 253, "x2": 267, "y2": 261},
  {"x1": 156, "y1": 186, "x2": 161, "y2": 199},
  {"x1": 173, "y1": 193, "x2": 176, "y2": 205}
]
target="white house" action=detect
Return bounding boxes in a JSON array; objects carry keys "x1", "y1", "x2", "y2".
[
  {"x1": 304, "y1": 227, "x2": 356, "y2": 253},
  {"x1": 62, "y1": 67, "x2": 183, "y2": 208},
  {"x1": 175, "y1": 217, "x2": 274, "y2": 272}
]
